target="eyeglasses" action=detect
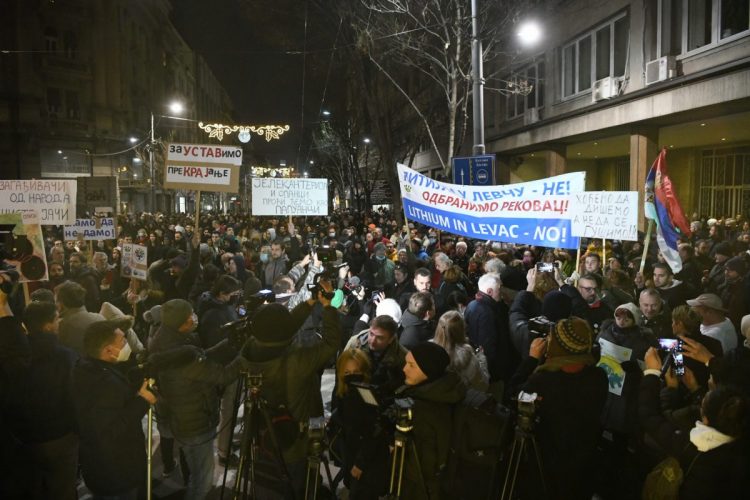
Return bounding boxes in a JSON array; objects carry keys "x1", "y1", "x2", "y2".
[{"x1": 578, "y1": 286, "x2": 597, "y2": 292}]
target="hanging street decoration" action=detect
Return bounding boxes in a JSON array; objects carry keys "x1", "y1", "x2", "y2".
[
  {"x1": 198, "y1": 122, "x2": 290, "y2": 143},
  {"x1": 251, "y1": 166, "x2": 294, "y2": 177}
]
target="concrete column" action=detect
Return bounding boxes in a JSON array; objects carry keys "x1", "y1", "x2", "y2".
[
  {"x1": 495, "y1": 154, "x2": 511, "y2": 185},
  {"x1": 629, "y1": 127, "x2": 659, "y2": 231},
  {"x1": 546, "y1": 146, "x2": 567, "y2": 177}
]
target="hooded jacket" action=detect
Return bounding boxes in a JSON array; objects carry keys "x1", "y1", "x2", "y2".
[
  {"x1": 196, "y1": 291, "x2": 239, "y2": 349},
  {"x1": 399, "y1": 309, "x2": 434, "y2": 350}
]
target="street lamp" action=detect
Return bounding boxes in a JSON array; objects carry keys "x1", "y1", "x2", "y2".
[
  {"x1": 517, "y1": 21, "x2": 542, "y2": 46},
  {"x1": 150, "y1": 101, "x2": 184, "y2": 212},
  {"x1": 471, "y1": 0, "x2": 485, "y2": 156}
]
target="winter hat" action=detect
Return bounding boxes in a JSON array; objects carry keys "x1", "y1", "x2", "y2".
[
  {"x1": 143, "y1": 304, "x2": 162, "y2": 326},
  {"x1": 376, "y1": 298, "x2": 403, "y2": 324},
  {"x1": 615, "y1": 303, "x2": 643, "y2": 327},
  {"x1": 714, "y1": 242, "x2": 733, "y2": 257},
  {"x1": 250, "y1": 303, "x2": 295, "y2": 345},
  {"x1": 707, "y1": 218, "x2": 718, "y2": 227},
  {"x1": 740, "y1": 314, "x2": 750, "y2": 342},
  {"x1": 170, "y1": 254, "x2": 189, "y2": 269},
  {"x1": 161, "y1": 299, "x2": 193, "y2": 330},
  {"x1": 725, "y1": 256, "x2": 747, "y2": 274},
  {"x1": 686, "y1": 293, "x2": 727, "y2": 313},
  {"x1": 541, "y1": 291, "x2": 572, "y2": 322},
  {"x1": 548, "y1": 317, "x2": 593, "y2": 357},
  {"x1": 99, "y1": 302, "x2": 135, "y2": 331},
  {"x1": 373, "y1": 242, "x2": 387, "y2": 254},
  {"x1": 410, "y1": 342, "x2": 450, "y2": 382}
]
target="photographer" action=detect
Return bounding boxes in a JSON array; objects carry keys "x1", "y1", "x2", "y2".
[
  {"x1": 241, "y1": 289, "x2": 342, "y2": 499},
  {"x1": 396, "y1": 342, "x2": 466, "y2": 500},
  {"x1": 149, "y1": 299, "x2": 250, "y2": 500},
  {"x1": 515, "y1": 317, "x2": 608, "y2": 500}
]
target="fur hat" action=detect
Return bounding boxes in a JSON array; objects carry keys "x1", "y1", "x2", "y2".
[
  {"x1": 615, "y1": 302, "x2": 643, "y2": 327},
  {"x1": 410, "y1": 342, "x2": 450, "y2": 382},
  {"x1": 250, "y1": 303, "x2": 295, "y2": 345},
  {"x1": 548, "y1": 317, "x2": 593, "y2": 356},
  {"x1": 161, "y1": 299, "x2": 193, "y2": 330},
  {"x1": 376, "y1": 298, "x2": 402, "y2": 324}
]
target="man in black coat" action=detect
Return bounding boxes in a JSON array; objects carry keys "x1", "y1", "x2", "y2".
[
  {"x1": 464, "y1": 272, "x2": 514, "y2": 383},
  {"x1": 72, "y1": 320, "x2": 157, "y2": 499},
  {"x1": 400, "y1": 291, "x2": 436, "y2": 350}
]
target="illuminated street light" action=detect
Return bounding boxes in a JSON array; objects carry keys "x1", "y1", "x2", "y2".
[
  {"x1": 517, "y1": 21, "x2": 542, "y2": 46},
  {"x1": 169, "y1": 101, "x2": 184, "y2": 115},
  {"x1": 322, "y1": 110, "x2": 331, "y2": 116},
  {"x1": 129, "y1": 137, "x2": 138, "y2": 144},
  {"x1": 363, "y1": 138, "x2": 371, "y2": 144}
]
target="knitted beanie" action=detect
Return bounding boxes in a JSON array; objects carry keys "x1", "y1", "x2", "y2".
[
  {"x1": 410, "y1": 342, "x2": 450, "y2": 382},
  {"x1": 161, "y1": 299, "x2": 193, "y2": 330},
  {"x1": 541, "y1": 291, "x2": 572, "y2": 322},
  {"x1": 250, "y1": 303, "x2": 295, "y2": 345},
  {"x1": 547, "y1": 317, "x2": 593, "y2": 357}
]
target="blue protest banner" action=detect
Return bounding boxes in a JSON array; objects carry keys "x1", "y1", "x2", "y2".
[{"x1": 399, "y1": 163, "x2": 584, "y2": 249}]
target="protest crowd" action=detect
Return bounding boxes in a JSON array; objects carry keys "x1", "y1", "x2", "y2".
[{"x1": 1, "y1": 205, "x2": 749, "y2": 500}]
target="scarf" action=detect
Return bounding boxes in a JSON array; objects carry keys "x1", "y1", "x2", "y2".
[
  {"x1": 535, "y1": 353, "x2": 596, "y2": 373},
  {"x1": 689, "y1": 421, "x2": 735, "y2": 452}
]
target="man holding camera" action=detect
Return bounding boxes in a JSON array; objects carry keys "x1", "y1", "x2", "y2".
[{"x1": 241, "y1": 288, "x2": 342, "y2": 498}]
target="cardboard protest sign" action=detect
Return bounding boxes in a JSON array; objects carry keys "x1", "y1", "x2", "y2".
[
  {"x1": 63, "y1": 218, "x2": 116, "y2": 241},
  {"x1": 77, "y1": 177, "x2": 119, "y2": 216},
  {"x1": 0, "y1": 179, "x2": 76, "y2": 225},
  {"x1": 0, "y1": 211, "x2": 48, "y2": 282},
  {"x1": 163, "y1": 164, "x2": 240, "y2": 193},
  {"x1": 397, "y1": 163, "x2": 584, "y2": 249},
  {"x1": 121, "y1": 243, "x2": 148, "y2": 281},
  {"x1": 570, "y1": 191, "x2": 639, "y2": 241},
  {"x1": 251, "y1": 178, "x2": 328, "y2": 216},
  {"x1": 167, "y1": 143, "x2": 243, "y2": 166}
]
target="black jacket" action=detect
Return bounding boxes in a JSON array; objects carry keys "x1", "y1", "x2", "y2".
[
  {"x1": 399, "y1": 310, "x2": 434, "y2": 350},
  {"x1": 196, "y1": 292, "x2": 239, "y2": 349},
  {"x1": 464, "y1": 292, "x2": 513, "y2": 382},
  {"x1": 5, "y1": 332, "x2": 78, "y2": 443},
  {"x1": 508, "y1": 291, "x2": 543, "y2": 359},
  {"x1": 639, "y1": 374, "x2": 748, "y2": 500},
  {"x1": 72, "y1": 358, "x2": 148, "y2": 496},
  {"x1": 396, "y1": 372, "x2": 466, "y2": 500},
  {"x1": 149, "y1": 325, "x2": 247, "y2": 439},
  {"x1": 71, "y1": 266, "x2": 102, "y2": 313}
]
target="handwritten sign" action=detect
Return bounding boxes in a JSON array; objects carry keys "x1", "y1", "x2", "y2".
[
  {"x1": 63, "y1": 218, "x2": 116, "y2": 241},
  {"x1": 77, "y1": 176, "x2": 119, "y2": 216},
  {"x1": 167, "y1": 143, "x2": 243, "y2": 166},
  {"x1": 0, "y1": 179, "x2": 77, "y2": 225},
  {"x1": 251, "y1": 178, "x2": 328, "y2": 216},
  {"x1": 121, "y1": 243, "x2": 148, "y2": 281},
  {"x1": 0, "y1": 212, "x2": 48, "y2": 282},
  {"x1": 163, "y1": 164, "x2": 240, "y2": 193},
  {"x1": 398, "y1": 163, "x2": 584, "y2": 249},
  {"x1": 569, "y1": 191, "x2": 639, "y2": 241}
]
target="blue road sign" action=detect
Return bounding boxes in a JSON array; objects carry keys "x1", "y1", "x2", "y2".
[{"x1": 452, "y1": 154, "x2": 496, "y2": 186}]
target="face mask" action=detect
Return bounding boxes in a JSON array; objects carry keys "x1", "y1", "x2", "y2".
[
  {"x1": 329, "y1": 232, "x2": 336, "y2": 238},
  {"x1": 117, "y1": 341, "x2": 132, "y2": 362},
  {"x1": 343, "y1": 373, "x2": 365, "y2": 385},
  {"x1": 260, "y1": 254, "x2": 269, "y2": 263}
]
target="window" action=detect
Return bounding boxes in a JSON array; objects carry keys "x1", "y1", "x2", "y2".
[
  {"x1": 47, "y1": 88, "x2": 61, "y2": 117},
  {"x1": 699, "y1": 147, "x2": 750, "y2": 217},
  {"x1": 506, "y1": 61, "x2": 545, "y2": 119},
  {"x1": 63, "y1": 31, "x2": 77, "y2": 59},
  {"x1": 658, "y1": 0, "x2": 750, "y2": 56},
  {"x1": 44, "y1": 27, "x2": 58, "y2": 52},
  {"x1": 561, "y1": 13, "x2": 629, "y2": 98},
  {"x1": 66, "y1": 91, "x2": 80, "y2": 120}
]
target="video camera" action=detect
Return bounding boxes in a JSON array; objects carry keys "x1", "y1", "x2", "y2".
[
  {"x1": 351, "y1": 382, "x2": 415, "y2": 431},
  {"x1": 516, "y1": 391, "x2": 540, "y2": 433},
  {"x1": 222, "y1": 290, "x2": 276, "y2": 351},
  {"x1": 528, "y1": 316, "x2": 556, "y2": 339}
]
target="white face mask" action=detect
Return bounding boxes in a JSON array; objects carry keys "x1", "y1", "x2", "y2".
[{"x1": 116, "y1": 341, "x2": 132, "y2": 362}]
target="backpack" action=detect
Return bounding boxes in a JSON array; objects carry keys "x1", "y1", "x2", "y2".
[{"x1": 642, "y1": 455, "x2": 698, "y2": 500}]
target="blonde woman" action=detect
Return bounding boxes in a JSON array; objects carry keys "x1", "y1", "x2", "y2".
[{"x1": 433, "y1": 311, "x2": 489, "y2": 391}]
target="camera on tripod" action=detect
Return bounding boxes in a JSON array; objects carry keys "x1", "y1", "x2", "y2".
[
  {"x1": 222, "y1": 290, "x2": 276, "y2": 351},
  {"x1": 528, "y1": 316, "x2": 555, "y2": 339}
]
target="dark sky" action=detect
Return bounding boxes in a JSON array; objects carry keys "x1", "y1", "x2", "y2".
[{"x1": 170, "y1": 0, "x2": 338, "y2": 168}]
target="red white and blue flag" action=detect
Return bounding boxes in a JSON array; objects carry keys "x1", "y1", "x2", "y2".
[{"x1": 645, "y1": 149, "x2": 691, "y2": 273}]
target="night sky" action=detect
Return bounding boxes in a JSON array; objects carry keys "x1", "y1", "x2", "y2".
[{"x1": 170, "y1": 0, "x2": 338, "y2": 168}]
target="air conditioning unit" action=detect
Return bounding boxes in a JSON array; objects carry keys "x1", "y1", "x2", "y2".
[
  {"x1": 523, "y1": 107, "x2": 540, "y2": 126},
  {"x1": 592, "y1": 76, "x2": 618, "y2": 102},
  {"x1": 645, "y1": 56, "x2": 677, "y2": 85}
]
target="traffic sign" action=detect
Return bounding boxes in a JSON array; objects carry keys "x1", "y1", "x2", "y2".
[{"x1": 452, "y1": 154, "x2": 496, "y2": 186}]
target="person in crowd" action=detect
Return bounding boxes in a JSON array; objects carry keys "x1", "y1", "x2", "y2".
[
  {"x1": 694, "y1": 239, "x2": 713, "y2": 274},
  {"x1": 68, "y1": 251, "x2": 101, "y2": 312},
  {"x1": 703, "y1": 241, "x2": 732, "y2": 292},
  {"x1": 453, "y1": 241, "x2": 470, "y2": 273},
  {"x1": 148, "y1": 299, "x2": 249, "y2": 500},
  {"x1": 149, "y1": 232, "x2": 201, "y2": 301},
  {"x1": 432, "y1": 310, "x2": 489, "y2": 391},
  {"x1": 639, "y1": 288, "x2": 673, "y2": 339},
  {"x1": 72, "y1": 320, "x2": 157, "y2": 499},
  {"x1": 57, "y1": 281, "x2": 107, "y2": 356},
  {"x1": 366, "y1": 242, "x2": 396, "y2": 292},
  {"x1": 329, "y1": 348, "x2": 389, "y2": 499},
  {"x1": 397, "y1": 266, "x2": 431, "y2": 310},
  {"x1": 435, "y1": 264, "x2": 467, "y2": 316},
  {"x1": 676, "y1": 243, "x2": 702, "y2": 290},
  {"x1": 241, "y1": 291, "x2": 341, "y2": 498},
  {"x1": 262, "y1": 241, "x2": 289, "y2": 288},
  {"x1": 717, "y1": 255, "x2": 749, "y2": 332},
  {"x1": 651, "y1": 262, "x2": 696, "y2": 311},
  {"x1": 464, "y1": 272, "x2": 514, "y2": 383},
  {"x1": 3, "y1": 301, "x2": 79, "y2": 500},
  {"x1": 687, "y1": 293, "x2": 738, "y2": 354},
  {"x1": 345, "y1": 315, "x2": 407, "y2": 394},
  {"x1": 640, "y1": 348, "x2": 749, "y2": 499},
  {"x1": 400, "y1": 291, "x2": 436, "y2": 350},
  {"x1": 514, "y1": 317, "x2": 608, "y2": 500},
  {"x1": 396, "y1": 342, "x2": 466, "y2": 500},
  {"x1": 568, "y1": 272, "x2": 613, "y2": 335}
]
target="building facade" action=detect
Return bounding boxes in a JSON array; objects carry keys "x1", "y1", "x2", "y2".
[{"x1": 0, "y1": 0, "x2": 234, "y2": 213}]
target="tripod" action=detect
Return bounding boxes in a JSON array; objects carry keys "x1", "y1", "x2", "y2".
[
  {"x1": 385, "y1": 404, "x2": 427, "y2": 500},
  {"x1": 500, "y1": 409, "x2": 547, "y2": 500},
  {"x1": 220, "y1": 372, "x2": 294, "y2": 500},
  {"x1": 303, "y1": 418, "x2": 336, "y2": 500}
]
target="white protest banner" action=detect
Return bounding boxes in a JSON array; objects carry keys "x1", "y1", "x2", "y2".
[
  {"x1": 569, "y1": 191, "x2": 639, "y2": 241},
  {"x1": 63, "y1": 218, "x2": 116, "y2": 241},
  {"x1": 163, "y1": 164, "x2": 239, "y2": 193},
  {"x1": 251, "y1": 178, "x2": 328, "y2": 216},
  {"x1": 398, "y1": 163, "x2": 584, "y2": 249},
  {"x1": 0, "y1": 179, "x2": 76, "y2": 225},
  {"x1": 167, "y1": 143, "x2": 243, "y2": 166},
  {"x1": 121, "y1": 243, "x2": 148, "y2": 281},
  {"x1": 0, "y1": 212, "x2": 48, "y2": 282}
]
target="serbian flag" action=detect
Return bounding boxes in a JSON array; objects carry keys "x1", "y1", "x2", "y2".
[{"x1": 645, "y1": 149, "x2": 691, "y2": 273}]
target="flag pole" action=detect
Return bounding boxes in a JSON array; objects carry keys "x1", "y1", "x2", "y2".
[
  {"x1": 639, "y1": 220, "x2": 654, "y2": 274},
  {"x1": 602, "y1": 238, "x2": 606, "y2": 272},
  {"x1": 574, "y1": 245, "x2": 582, "y2": 287}
]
